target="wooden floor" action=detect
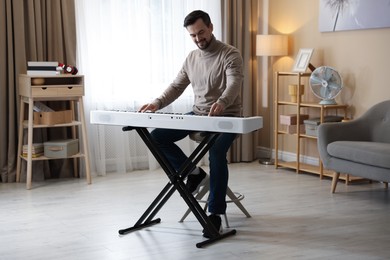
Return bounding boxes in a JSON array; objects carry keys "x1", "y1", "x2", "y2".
[{"x1": 1, "y1": 161, "x2": 390, "y2": 260}]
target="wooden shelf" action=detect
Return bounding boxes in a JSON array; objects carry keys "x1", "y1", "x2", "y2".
[
  {"x1": 299, "y1": 134, "x2": 317, "y2": 139},
  {"x1": 20, "y1": 153, "x2": 85, "y2": 161},
  {"x1": 274, "y1": 71, "x2": 350, "y2": 183},
  {"x1": 23, "y1": 120, "x2": 82, "y2": 128},
  {"x1": 16, "y1": 74, "x2": 91, "y2": 189}
]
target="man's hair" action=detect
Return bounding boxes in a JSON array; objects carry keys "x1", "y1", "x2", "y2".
[{"x1": 183, "y1": 10, "x2": 211, "y2": 27}]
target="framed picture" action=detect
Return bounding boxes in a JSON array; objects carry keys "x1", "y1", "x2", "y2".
[
  {"x1": 292, "y1": 48, "x2": 314, "y2": 72},
  {"x1": 319, "y1": 0, "x2": 390, "y2": 32}
]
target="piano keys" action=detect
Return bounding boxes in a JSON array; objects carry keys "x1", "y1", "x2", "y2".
[{"x1": 90, "y1": 110, "x2": 263, "y2": 134}]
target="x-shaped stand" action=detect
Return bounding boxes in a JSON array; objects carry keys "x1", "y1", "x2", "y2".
[{"x1": 119, "y1": 126, "x2": 236, "y2": 248}]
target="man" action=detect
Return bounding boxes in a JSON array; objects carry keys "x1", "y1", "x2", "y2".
[{"x1": 139, "y1": 10, "x2": 243, "y2": 238}]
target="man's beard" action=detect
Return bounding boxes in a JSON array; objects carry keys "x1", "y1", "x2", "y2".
[{"x1": 196, "y1": 39, "x2": 210, "y2": 50}]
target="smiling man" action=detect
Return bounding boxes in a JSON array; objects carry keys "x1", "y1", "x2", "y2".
[
  {"x1": 139, "y1": 10, "x2": 243, "y2": 238},
  {"x1": 187, "y1": 15, "x2": 213, "y2": 50}
]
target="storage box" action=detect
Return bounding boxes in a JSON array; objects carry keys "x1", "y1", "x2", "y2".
[
  {"x1": 280, "y1": 114, "x2": 309, "y2": 125},
  {"x1": 281, "y1": 124, "x2": 305, "y2": 134},
  {"x1": 44, "y1": 139, "x2": 79, "y2": 158},
  {"x1": 33, "y1": 110, "x2": 73, "y2": 125},
  {"x1": 304, "y1": 116, "x2": 344, "y2": 136}
]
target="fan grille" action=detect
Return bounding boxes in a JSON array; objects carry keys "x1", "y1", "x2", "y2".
[{"x1": 309, "y1": 66, "x2": 342, "y2": 104}]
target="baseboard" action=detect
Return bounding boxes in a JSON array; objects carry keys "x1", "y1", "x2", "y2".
[{"x1": 256, "y1": 146, "x2": 319, "y2": 166}]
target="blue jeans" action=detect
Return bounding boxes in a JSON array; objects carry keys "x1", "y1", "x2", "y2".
[{"x1": 150, "y1": 126, "x2": 236, "y2": 214}]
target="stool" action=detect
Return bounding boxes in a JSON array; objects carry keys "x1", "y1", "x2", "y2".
[
  {"x1": 179, "y1": 179, "x2": 251, "y2": 227},
  {"x1": 179, "y1": 131, "x2": 251, "y2": 228}
]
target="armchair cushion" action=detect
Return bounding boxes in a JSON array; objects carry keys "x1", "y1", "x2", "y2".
[{"x1": 327, "y1": 141, "x2": 390, "y2": 169}]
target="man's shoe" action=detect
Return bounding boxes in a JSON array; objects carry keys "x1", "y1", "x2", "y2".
[
  {"x1": 202, "y1": 214, "x2": 222, "y2": 238},
  {"x1": 186, "y1": 168, "x2": 208, "y2": 195}
]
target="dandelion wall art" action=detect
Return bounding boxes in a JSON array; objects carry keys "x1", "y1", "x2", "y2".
[{"x1": 319, "y1": 0, "x2": 390, "y2": 32}]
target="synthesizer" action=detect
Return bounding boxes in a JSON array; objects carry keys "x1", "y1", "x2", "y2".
[{"x1": 90, "y1": 110, "x2": 263, "y2": 134}]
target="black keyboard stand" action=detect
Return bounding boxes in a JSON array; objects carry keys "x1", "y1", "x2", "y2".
[{"x1": 119, "y1": 126, "x2": 236, "y2": 248}]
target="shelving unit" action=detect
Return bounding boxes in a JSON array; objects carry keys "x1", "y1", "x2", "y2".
[
  {"x1": 16, "y1": 74, "x2": 91, "y2": 189},
  {"x1": 274, "y1": 71, "x2": 358, "y2": 182}
]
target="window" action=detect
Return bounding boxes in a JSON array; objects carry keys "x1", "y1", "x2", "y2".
[{"x1": 75, "y1": 0, "x2": 221, "y2": 174}]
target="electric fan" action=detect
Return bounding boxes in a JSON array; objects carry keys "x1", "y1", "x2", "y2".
[{"x1": 309, "y1": 66, "x2": 343, "y2": 105}]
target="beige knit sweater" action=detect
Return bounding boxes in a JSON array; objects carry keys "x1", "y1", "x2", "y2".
[{"x1": 151, "y1": 35, "x2": 243, "y2": 116}]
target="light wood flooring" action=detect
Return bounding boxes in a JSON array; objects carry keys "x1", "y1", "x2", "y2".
[{"x1": 1, "y1": 162, "x2": 390, "y2": 260}]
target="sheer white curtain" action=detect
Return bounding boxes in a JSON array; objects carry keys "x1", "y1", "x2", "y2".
[{"x1": 75, "y1": 0, "x2": 221, "y2": 175}]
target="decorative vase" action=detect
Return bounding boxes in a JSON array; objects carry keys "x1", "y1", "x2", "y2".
[{"x1": 288, "y1": 84, "x2": 304, "y2": 103}]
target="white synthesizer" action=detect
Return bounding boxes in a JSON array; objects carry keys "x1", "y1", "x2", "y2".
[{"x1": 90, "y1": 110, "x2": 263, "y2": 134}]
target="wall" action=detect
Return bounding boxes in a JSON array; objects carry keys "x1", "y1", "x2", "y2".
[
  {"x1": 271, "y1": 0, "x2": 390, "y2": 114},
  {"x1": 256, "y1": 0, "x2": 390, "y2": 159}
]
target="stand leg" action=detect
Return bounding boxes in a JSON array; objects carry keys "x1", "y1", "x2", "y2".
[
  {"x1": 78, "y1": 97, "x2": 92, "y2": 184},
  {"x1": 226, "y1": 187, "x2": 251, "y2": 218},
  {"x1": 16, "y1": 98, "x2": 25, "y2": 182},
  {"x1": 119, "y1": 182, "x2": 175, "y2": 234},
  {"x1": 120, "y1": 127, "x2": 236, "y2": 247},
  {"x1": 179, "y1": 182, "x2": 209, "y2": 223},
  {"x1": 26, "y1": 98, "x2": 34, "y2": 189},
  {"x1": 70, "y1": 100, "x2": 78, "y2": 178}
]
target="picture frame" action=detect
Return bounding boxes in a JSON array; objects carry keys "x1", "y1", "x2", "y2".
[
  {"x1": 319, "y1": 0, "x2": 390, "y2": 32},
  {"x1": 292, "y1": 48, "x2": 314, "y2": 72}
]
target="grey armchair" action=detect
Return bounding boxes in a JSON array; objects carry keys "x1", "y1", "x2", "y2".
[{"x1": 317, "y1": 100, "x2": 390, "y2": 193}]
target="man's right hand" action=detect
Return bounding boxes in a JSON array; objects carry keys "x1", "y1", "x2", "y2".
[{"x1": 139, "y1": 103, "x2": 158, "y2": 113}]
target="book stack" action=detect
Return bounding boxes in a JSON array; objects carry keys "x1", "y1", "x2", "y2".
[
  {"x1": 33, "y1": 101, "x2": 55, "y2": 112},
  {"x1": 22, "y1": 143, "x2": 44, "y2": 158},
  {"x1": 279, "y1": 114, "x2": 309, "y2": 134},
  {"x1": 27, "y1": 61, "x2": 60, "y2": 76}
]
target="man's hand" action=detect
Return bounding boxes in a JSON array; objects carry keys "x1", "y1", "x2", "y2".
[
  {"x1": 208, "y1": 102, "x2": 225, "y2": 116},
  {"x1": 139, "y1": 103, "x2": 158, "y2": 113}
]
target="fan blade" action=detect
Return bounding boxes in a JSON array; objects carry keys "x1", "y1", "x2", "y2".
[
  {"x1": 324, "y1": 67, "x2": 334, "y2": 81},
  {"x1": 327, "y1": 82, "x2": 342, "y2": 91},
  {"x1": 310, "y1": 76, "x2": 323, "y2": 85},
  {"x1": 320, "y1": 87, "x2": 332, "y2": 99}
]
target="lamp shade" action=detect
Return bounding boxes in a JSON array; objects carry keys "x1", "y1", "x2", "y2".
[{"x1": 256, "y1": 34, "x2": 288, "y2": 56}]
